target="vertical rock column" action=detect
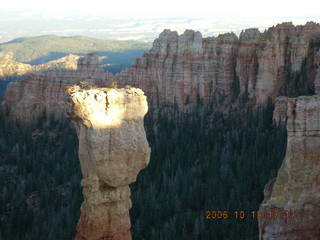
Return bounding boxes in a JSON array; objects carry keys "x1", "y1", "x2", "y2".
[
  {"x1": 65, "y1": 86, "x2": 151, "y2": 240},
  {"x1": 259, "y1": 95, "x2": 320, "y2": 239}
]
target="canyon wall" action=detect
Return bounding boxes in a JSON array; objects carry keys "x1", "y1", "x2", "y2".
[
  {"x1": 116, "y1": 22, "x2": 320, "y2": 107},
  {"x1": 259, "y1": 95, "x2": 320, "y2": 239},
  {"x1": 3, "y1": 22, "x2": 320, "y2": 120},
  {"x1": 3, "y1": 53, "x2": 113, "y2": 122},
  {"x1": 65, "y1": 86, "x2": 151, "y2": 240}
]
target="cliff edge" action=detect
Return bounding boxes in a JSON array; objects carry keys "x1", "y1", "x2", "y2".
[
  {"x1": 4, "y1": 22, "x2": 320, "y2": 124},
  {"x1": 116, "y1": 22, "x2": 320, "y2": 106},
  {"x1": 259, "y1": 95, "x2": 320, "y2": 239},
  {"x1": 65, "y1": 86, "x2": 151, "y2": 240}
]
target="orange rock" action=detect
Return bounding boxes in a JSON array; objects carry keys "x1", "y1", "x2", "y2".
[
  {"x1": 4, "y1": 22, "x2": 320, "y2": 122},
  {"x1": 65, "y1": 86, "x2": 151, "y2": 240},
  {"x1": 116, "y1": 22, "x2": 320, "y2": 106},
  {"x1": 259, "y1": 95, "x2": 320, "y2": 239}
]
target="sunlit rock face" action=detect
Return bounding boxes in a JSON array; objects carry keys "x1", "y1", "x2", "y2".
[
  {"x1": 0, "y1": 52, "x2": 79, "y2": 79},
  {"x1": 259, "y1": 95, "x2": 320, "y2": 240},
  {"x1": 116, "y1": 22, "x2": 320, "y2": 107},
  {"x1": 3, "y1": 22, "x2": 320, "y2": 123},
  {"x1": 3, "y1": 53, "x2": 113, "y2": 122},
  {"x1": 115, "y1": 29, "x2": 239, "y2": 107},
  {"x1": 65, "y1": 86, "x2": 151, "y2": 240}
]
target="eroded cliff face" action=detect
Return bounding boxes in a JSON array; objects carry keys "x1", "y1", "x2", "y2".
[
  {"x1": 4, "y1": 53, "x2": 113, "y2": 122},
  {"x1": 65, "y1": 86, "x2": 151, "y2": 240},
  {"x1": 116, "y1": 22, "x2": 320, "y2": 106},
  {"x1": 115, "y1": 29, "x2": 239, "y2": 106},
  {"x1": 259, "y1": 95, "x2": 320, "y2": 239},
  {"x1": 3, "y1": 22, "x2": 320, "y2": 121}
]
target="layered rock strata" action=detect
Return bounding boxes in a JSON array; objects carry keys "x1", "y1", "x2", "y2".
[
  {"x1": 116, "y1": 22, "x2": 320, "y2": 106},
  {"x1": 65, "y1": 86, "x2": 151, "y2": 240},
  {"x1": 259, "y1": 95, "x2": 320, "y2": 239},
  {"x1": 3, "y1": 22, "x2": 320, "y2": 121},
  {"x1": 4, "y1": 53, "x2": 113, "y2": 121}
]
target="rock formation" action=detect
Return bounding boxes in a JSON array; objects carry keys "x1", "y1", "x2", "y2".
[
  {"x1": 0, "y1": 52, "x2": 79, "y2": 79},
  {"x1": 3, "y1": 22, "x2": 320, "y2": 121},
  {"x1": 115, "y1": 29, "x2": 239, "y2": 106},
  {"x1": 0, "y1": 52, "x2": 33, "y2": 79},
  {"x1": 116, "y1": 22, "x2": 320, "y2": 106},
  {"x1": 259, "y1": 95, "x2": 320, "y2": 239},
  {"x1": 65, "y1": 86, "x2": 151, "y2": 240},
  {"x1": 4, "y1": 53, "x2": 113, "y2": 122}
]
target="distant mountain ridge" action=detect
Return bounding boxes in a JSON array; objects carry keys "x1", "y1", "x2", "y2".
[
  {"x1": 0, "y1": 53, "x2": 80, "y2": 79},
  {"x1": 0, "y1": 35, "x2": 152, "y2": 64}
]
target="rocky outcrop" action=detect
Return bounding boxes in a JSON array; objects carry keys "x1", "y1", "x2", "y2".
[
  {"x1": 65, "y1": 86, "x2": 151, "y2": 240},
  {"x1": 0, "y1": 52, "x2": 79, "y2": 79},
  {"x1": 116, "y1": 22, "x2": 320, "y2": 106},
  {"x1": 259, "y1": 95, "x2": 320, "y2": 239},
  {"x1": 4, "y1": 53, "x2": 113, "y2": 122},
  {"x1": 33, "y1": 54, "x2": 80, "y2": 72},
  {"x1": 0, "y1": 52, "x2": 33, "y2": 79}
]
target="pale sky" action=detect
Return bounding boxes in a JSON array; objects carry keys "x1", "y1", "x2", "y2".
[{"x1": 2, "y1": 0, "x2": 320, "y2": 18}]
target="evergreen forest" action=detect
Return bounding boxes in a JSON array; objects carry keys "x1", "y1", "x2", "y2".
[{"x1": 0, "y1": 98, "x2": 287, "y2": 240}]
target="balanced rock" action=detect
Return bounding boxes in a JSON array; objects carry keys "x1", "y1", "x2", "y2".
[{"x1": 65, "y1": 86, "x2": 151, "y2": 240}]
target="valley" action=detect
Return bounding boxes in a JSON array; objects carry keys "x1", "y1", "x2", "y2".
[{"x1": 1, "y1": 21, "x2": 320, "y2": 240}]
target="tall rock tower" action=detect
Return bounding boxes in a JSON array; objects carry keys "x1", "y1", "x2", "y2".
[
  {"x1": 259, "y1": 95, "x2": 320, "y2": 239},
  {"x1": 65, "y1": 85, "x2": 151, "y2": 240}
]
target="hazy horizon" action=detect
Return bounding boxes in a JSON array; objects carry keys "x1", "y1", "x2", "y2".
[
  {"x1": 2, "y1": 0, "x2": 320, "y2": 17},
  {"x1": 1, "y1": 0, "x2": 320, "y2": 43}
]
